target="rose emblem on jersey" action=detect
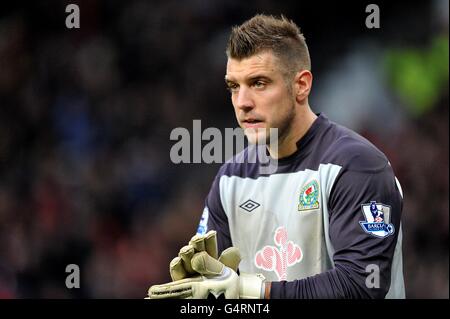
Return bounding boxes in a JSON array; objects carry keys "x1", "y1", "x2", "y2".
[
  {"x1": 254, "y1": 227, "x2": 303, "y2": 280},
  {"x1": 298, "y1": 180, "x2": 319, "y2": 211}
]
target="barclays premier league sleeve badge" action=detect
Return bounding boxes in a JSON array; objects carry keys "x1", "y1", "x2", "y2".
[{"x1": 359, "y1": 201, "x2": 395, "y2": 238}]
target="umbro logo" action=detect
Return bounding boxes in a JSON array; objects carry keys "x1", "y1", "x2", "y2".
[{"x1": 239, "y1": 199, "x2": 260, "y2": 213}]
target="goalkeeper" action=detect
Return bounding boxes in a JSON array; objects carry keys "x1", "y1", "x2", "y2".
[{"x1": 148, "y1": 14, "x2": 405, "y2": 299}]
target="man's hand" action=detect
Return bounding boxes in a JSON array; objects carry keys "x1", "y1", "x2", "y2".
[{"x1": 147, "y1": 231, "x2": 266, "y2": 299}]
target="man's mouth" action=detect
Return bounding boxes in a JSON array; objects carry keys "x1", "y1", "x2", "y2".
[{"x1": 242, "y1": 119, "x2": 265, "y2": 128}]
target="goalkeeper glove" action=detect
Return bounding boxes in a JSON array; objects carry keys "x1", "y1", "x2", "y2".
[{"x1": 147, "y1": 230, "x2": 266, "y2": 299}]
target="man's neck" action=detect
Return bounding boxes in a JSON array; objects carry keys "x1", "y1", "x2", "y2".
[{"x1": 268, "y1": 107, "x2": 317, "y2": 159}]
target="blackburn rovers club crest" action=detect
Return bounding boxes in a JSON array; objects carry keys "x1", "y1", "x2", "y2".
[
  {"x1": 298, "y1": 180, "x2": 319, "y2": 211},
  {"x1": 360, "y1": 201, "x2": 395, "y2": 238}
]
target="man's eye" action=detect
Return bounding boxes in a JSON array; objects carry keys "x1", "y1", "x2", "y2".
[
  {"x1": 253, "y1": 81, "x2": 265, "y2": 88},
  {"x1": 227, "y1": 84, "x2": 239, "y2": 92}
]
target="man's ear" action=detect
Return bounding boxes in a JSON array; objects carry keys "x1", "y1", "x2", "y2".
[{"x1": 294, "y1": 70, "x2": 313, "y2": 103}]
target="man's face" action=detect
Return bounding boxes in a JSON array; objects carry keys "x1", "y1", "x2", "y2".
[{"x1": 225, "y1": 51, "x2": 296, "y2": 145}]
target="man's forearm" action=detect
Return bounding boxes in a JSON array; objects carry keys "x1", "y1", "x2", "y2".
[{"x1": 265, "y1": 265, "x2": 388, "y2": 299}]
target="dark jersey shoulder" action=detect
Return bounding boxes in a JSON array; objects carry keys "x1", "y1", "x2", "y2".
[{"x1": 319, "y1": 120, "x2": 389, "y2": 173}]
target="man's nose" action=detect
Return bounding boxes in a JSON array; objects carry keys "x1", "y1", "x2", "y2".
[{"x1": 234, "y1": 86, "x2": 254, "y2": 111}]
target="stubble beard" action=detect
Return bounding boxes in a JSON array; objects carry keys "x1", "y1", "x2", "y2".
[
  {"x1": 269, "y1": 98, "x2": 296, "y2": 150},
  {"x1": 243, "y1": 98, "x2": 297, "y2": 151}
]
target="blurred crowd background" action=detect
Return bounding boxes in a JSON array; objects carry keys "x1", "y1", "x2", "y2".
[{"x1": 0, "y1": 0, "x2": 448, "y2": 298}]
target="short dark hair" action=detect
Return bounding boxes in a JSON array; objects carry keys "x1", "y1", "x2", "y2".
[{"x1": 226, "y1": 14, "x2": 311, "y2": 78}]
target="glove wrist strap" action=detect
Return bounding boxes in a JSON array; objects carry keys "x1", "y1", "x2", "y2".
[{"x1": 238, "y1": 273, "x2": 266, "y2": 299}]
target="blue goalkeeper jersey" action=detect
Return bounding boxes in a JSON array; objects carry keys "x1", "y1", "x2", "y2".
[{"x1": 196, "y1": 113, "x2": 405, "y2": 298}]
